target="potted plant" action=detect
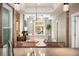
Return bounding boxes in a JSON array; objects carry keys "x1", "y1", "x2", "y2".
[
  {"x1": 22, "y1": 31, "x2": 28, "y2": 36},
  {"x1": 22, "y1": 31, "x2": 28, "y2": 41},
  {"x1": 46, "y1": 24, "x2": 51, "y2": 30}
]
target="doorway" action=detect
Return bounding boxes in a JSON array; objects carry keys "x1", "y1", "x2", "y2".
[{"x1": 71, "y1": 12, "x2": 79, "y2": 48}]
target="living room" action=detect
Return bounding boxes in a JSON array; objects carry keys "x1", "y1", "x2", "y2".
[{"x1": 0, "y1": 3, "x2": 79, "y2": 56}]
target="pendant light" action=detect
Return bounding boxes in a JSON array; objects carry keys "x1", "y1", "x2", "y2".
[{"x1": 63, "y1": 3, "x2": 69, "y2": 12}]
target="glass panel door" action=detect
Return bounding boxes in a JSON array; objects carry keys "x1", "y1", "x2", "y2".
[
  {"x1": 2, "y1": 7, "x2": 10, "y2": 46},
  {"x1": 2, "y1": 8, "x2": 10, "y2": 45},
  {"x1": 2, "y1": 7, "x2": 11, "y2": 56}
]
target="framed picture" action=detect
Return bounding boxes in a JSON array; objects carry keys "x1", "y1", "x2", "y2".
[
  {"x1": 34, "y1": 20, "x2": 45, "y2": 35},
  {"x1": 35, "y1": 26, "x2": 43, "y2": 34}
]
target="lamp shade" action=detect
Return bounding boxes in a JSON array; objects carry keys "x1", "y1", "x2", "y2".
[{"x1": 24, "y1": 27, "x2": 27, "y2": 31}]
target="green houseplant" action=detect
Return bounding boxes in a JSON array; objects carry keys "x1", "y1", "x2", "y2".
[
  {"x1": 22, "y1": 31, "x2": 28, "y2": 36},
  {"x1": 46, "y1": 24, "x2": 51, "y2": 30},
  {"x1": 22, "y1": 31, "x2": 28, "y2": 41}
]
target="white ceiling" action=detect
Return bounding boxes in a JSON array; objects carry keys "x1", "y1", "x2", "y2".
[
  {"x1": 9, "y1": 3, "x2": 61, "y2": 13},
  {"x1": 21, "y1": 3, "x2": 54, "y2": 8},
  {"x1": 20, "y1": 3, "x2": 61, "y2": 13}
]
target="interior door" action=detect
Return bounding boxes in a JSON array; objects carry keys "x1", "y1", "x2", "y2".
[
  {"x1": 2, "y1": 7, "x2": 10, "y2": 46},
  {"x1": 75, "y1": 16, "x2": 79, "y2": 48},
  {"x1": 2, "y1": 7, "x2": 11, "y2": 56},
  {"x1": 2, "y1": 4, "x2": 13, "y2": 56},
  {"x1": 72, "y1": 16, "x2": 79, "y2": 48}
]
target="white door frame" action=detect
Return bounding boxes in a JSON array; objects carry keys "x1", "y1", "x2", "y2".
[{"x1": 71, "y1": 12, "x2": 79, "y2": 48}]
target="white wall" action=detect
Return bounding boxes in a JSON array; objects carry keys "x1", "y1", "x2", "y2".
[
  {"x1": 51, "y1": 20, "x2": 57, "y2": 42},
  {"x1": 54, "y1": 12, "x2": 66, "y2": 46}
]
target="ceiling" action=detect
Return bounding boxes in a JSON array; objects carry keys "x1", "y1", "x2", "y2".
[
  {"x1": 21, "y1": 3, "x2": 54, "y2": 8},
  {"x1": 9, "y1": 3, "x2": 76, "y2": 20},
  {"x1": 9, "y1": 3, "x2": 61, "y2": 14}
]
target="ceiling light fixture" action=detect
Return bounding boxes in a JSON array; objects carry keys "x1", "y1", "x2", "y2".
[
  {"x1": 63, "y1": 3, "x2": 69, "y2": 12},
  {"x1": 14, "y1": 3, "x2": 20, "y2": 11}
]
